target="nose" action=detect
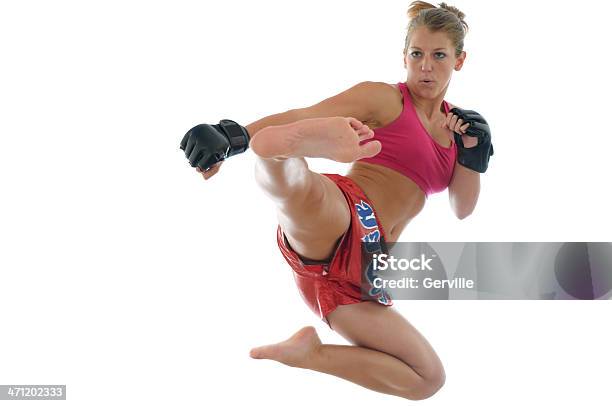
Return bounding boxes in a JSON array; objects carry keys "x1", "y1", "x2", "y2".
[{"x1": 420, "y1": 56, "x2": 433, "y2": 72}]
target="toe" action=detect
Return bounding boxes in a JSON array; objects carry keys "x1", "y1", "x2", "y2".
[
  {"x1": 347, "y1": 117, "x2": 363, "y2": 130},
  {"x1": 249, "y1": 346, "x2": 265, "y2": 359},
  {"x1": 249, "y1": 348, "x2": 261, "y2": 359},
  {"x1": 358, "y1": 140, "x2": 382, "y2": 159},
  {"x1": 358, "y1": 130, "x2": 375, "y2": 141},
  {"x1": 249, "y1": 344, "x2": 275, "y2": 360}
]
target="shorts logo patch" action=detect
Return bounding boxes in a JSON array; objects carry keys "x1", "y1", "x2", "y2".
[
  {"x1": 355, "y1": 200, "x2": 378, "y2": 229},
  {"x1": 354, "y1": 200, "x2": 391, "y2": 305}
]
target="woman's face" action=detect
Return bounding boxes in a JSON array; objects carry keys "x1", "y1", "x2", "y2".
[{"x1": 404, "y1": 26, "x2": 466, "y2": 100}]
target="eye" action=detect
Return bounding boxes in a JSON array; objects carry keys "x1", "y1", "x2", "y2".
[{"x1": 409, "y1": 51, "x2": 446, "y2": 59}]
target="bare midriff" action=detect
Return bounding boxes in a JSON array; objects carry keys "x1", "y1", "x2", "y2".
[
  {"x1": 343, "y1": 82, "x2": 453, "y2": 242},
  {"x1": 346, "y1": 161, "x2": 426, "y2": 242}
]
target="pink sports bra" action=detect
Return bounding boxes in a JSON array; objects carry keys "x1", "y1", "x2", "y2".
[{"x1": 358, "y1": 82, "x2": 457, "y2": 197}]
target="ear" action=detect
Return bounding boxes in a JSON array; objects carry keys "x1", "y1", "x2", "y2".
[{"x1": 454, "y1": 51, "x2": 466, "y2": 71}]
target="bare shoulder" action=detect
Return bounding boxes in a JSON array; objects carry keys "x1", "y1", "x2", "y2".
[
  {"x1": 364, "y1": 81, "x2": 404, "y2": 128},
  {"x1": 356, "y1": 81, "x2": 400, "y2": 103},
  {"x1": 367, "y1": 81, "x2": 402, "y2": 101},
  {"x1": 298, "y1": 80, "x2": 395, "y2": 124}
]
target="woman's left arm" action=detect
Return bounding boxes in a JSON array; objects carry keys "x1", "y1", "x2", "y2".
[
  {"x1": 448, "y1": 163, "x2": 480, "y2": 219},
  {"x1": 443, "y1": 107, "x2": 489, "y2": 219}
]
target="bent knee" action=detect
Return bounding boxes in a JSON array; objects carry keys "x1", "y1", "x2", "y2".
[{"x1": 402, "y1": 368, "x2": 446, "y2": 401}]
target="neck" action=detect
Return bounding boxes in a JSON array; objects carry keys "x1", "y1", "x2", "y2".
[{"x1": 405, "y1": 81, "x2": 449, "y2": 119}]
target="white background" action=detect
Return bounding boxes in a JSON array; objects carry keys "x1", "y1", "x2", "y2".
[{"x1": 1, "y1": 0, "x2": 611, "y2": 404}]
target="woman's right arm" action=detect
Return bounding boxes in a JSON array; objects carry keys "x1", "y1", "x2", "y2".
[{"x1": 246, "y1": 81, "x2": 384, "y2": 139}]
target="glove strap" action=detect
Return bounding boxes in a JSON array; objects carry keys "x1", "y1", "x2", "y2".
[{"x1": 218, "y1": 119, "x2": 250, "y2": 157}]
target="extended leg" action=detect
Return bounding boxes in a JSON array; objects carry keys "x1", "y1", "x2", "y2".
[{"x1": 250, "y1": 117, "x2": 379, "y2": 261}]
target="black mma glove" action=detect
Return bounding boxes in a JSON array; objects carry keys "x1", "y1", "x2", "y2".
[
  {"x1": 450, "y1": 108, "x2": 494, "y2": 173},
  {"x1": 180, "y1": 119, "x2": 250, "y2": 171}
]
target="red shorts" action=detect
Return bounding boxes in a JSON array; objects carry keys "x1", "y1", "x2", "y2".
[{"x1": 276, "y1": 173, "x2": 393, "y2": 327}]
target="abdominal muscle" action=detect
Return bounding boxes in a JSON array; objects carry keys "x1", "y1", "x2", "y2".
[{"x1": 345, "y1": 161, "x2": 426, "y2": 242}]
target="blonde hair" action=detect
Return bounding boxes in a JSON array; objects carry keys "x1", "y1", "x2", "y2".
[{"x1": 403, "y1": 1, "x2": 469, "y2": 58}]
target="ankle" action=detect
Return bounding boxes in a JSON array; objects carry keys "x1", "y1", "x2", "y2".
[{"x1": 299, "y1": 342, "x2": 327, "y2": 371}]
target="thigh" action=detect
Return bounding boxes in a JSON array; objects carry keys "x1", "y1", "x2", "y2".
[
  {"x1": 326, "y1": 301, "x2": 445, "y2": 382},
  {"x1": 278, "y1": 173, "x2": 351, "y2": 263}
]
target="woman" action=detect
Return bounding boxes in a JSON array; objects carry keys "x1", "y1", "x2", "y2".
[{"x1": 180, "y1": 1, "x2": 493, "y2": 400}]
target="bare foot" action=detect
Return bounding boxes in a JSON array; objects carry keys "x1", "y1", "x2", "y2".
[
  {"x1": 249, "y1": 326, "x2": 322, "y2": 369},
  {"x1": 249, "y1": 117, "x2": 382, "y2": 163}
]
